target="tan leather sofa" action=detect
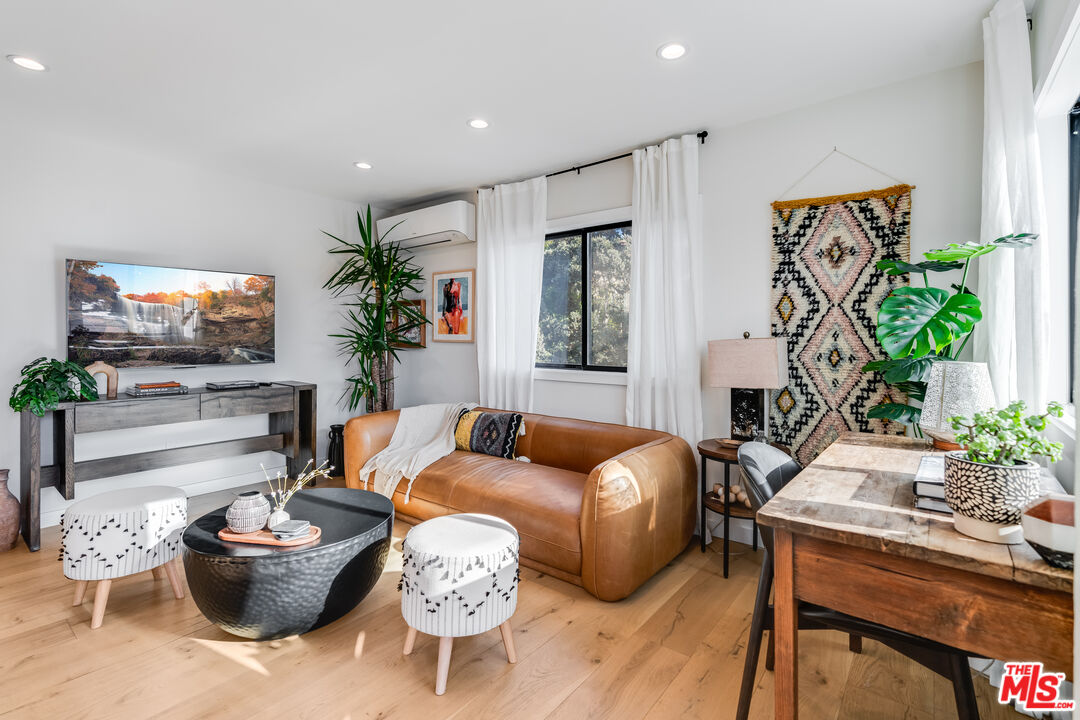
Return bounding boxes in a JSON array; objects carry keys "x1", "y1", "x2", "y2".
[{"x1": 344, "y1": 409, "x2": 696, "y2": 601}]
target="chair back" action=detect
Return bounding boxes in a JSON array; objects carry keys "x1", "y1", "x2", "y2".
[{"x1": 737, "y1": 442, "x2": 801, "y2": 556}]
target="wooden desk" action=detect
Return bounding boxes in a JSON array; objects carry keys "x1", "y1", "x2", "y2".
[
  {"x1": 19, "y1": 381, "x2": 316, "y2": 552},
  {"x1": 755, "y1": 433, "x2": 1073, "y2": 720}
]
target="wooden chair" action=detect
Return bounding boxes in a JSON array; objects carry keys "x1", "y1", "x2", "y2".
[{"x1": 735, "y1": 443, "x2": 979, "y2": 720}]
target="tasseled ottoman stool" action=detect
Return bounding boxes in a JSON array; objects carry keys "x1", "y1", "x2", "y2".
[
  {"x1": 61, "y1": 486, "x2": 188, "y2": 629},
  {"x1": 400, "y1": 513, "x2": 520, "y2": 695}
]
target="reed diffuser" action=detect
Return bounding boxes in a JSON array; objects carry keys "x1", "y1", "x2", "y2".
[{"x1": 261, "y1": 459, "x2": 334, "y2": 528}]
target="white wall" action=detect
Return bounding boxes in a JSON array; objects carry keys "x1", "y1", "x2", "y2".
[{"x1": 0, "y1": 124, "x2": 361, "y2": 526}]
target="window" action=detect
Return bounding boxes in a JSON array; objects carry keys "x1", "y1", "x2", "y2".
[
  {"x1": 536, "y1": 222, "x2": 631, "y2": 371},
  {"x1": 1069, "y1": 99, "x2": 1079, "y2": 401}
]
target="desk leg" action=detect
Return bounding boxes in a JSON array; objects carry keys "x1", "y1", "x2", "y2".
[
  {"x1": 19, "y1": 411, "x2": 41, "y2": 552},
  {"x1": 774, "y1": 528, "x2": 798, "y2": 719},
  {"x1": 699, "y1": 458, "x2": 707, "y2": 553},
  {"x1": 723, "y1": 461, "x2": 731, "y2": 578}
]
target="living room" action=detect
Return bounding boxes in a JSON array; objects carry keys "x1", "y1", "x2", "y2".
[{"x1": 1, "y1": 1, "x2": 1078, "y2": 718}]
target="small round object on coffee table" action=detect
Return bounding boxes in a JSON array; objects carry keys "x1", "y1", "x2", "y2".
[{"x1": 183, "y1": 487, "x2": 393, "y2": 641}]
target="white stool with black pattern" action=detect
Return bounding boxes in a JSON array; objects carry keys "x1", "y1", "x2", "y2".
[
  {"x1": 400, "y1": 513, "x2": 520, "y2": 695},
  {"x1": 61, "y1": 486, "x2": 187, "y2": 629}
]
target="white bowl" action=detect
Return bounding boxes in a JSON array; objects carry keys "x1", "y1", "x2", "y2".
[{"x1": 1020, "y1": 494, "x2": 1074, "y2": 569}]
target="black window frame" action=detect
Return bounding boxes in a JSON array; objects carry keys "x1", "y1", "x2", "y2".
[
  {"x1": 1069, "y1": 99, "x2": 1080, "y2": 402},
  {"x1": 535, "y1": 221, "x2": 631, "y2": 373}
]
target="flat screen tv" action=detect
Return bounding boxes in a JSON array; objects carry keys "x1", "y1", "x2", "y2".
[{"x1": 66, "y1": 259, "x2": 275, "y2": 367}]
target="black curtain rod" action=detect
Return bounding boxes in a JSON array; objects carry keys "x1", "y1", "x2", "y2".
[{"x1": 546, "y1": 130, "x2": 708, "y2": 179}]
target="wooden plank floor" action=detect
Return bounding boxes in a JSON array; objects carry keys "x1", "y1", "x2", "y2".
[{"x1": 0, "y1": 480, "x2": 1023, "y2": 719}]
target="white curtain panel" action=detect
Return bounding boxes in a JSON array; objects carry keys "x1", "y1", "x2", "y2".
[
  {"x1": 626, "y1": 134, "x2": 705, "y2": 452},
  {"x1": 973, "y1": 0, "x2": 1051, "y2": 410},
  {"x1": 476, "y1": 176, "x2": 547, "y2": 412}
]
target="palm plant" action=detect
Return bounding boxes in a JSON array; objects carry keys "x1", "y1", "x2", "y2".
[
  {"x1": 862, "y1": 233, "x2": 1036, "y2": 433},
  {"x1": 323, "y1": 207, "x2": 428, "y2": 413}
]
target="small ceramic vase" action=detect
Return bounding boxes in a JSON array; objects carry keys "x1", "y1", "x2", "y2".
[
  {"x1": 327, "y1": 424, "x2": 345, "y2": 478},
  {"x1": 225, "y1": 491, "x2": 271, "y2": 534},
  {"x1": 267, "y1": 508, "x2": 291, "y2": 530},
  {"x1": 0, "y1": 469, "x2": 19, "y2": 551}
]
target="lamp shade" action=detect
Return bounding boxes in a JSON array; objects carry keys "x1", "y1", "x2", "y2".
[
  {"x1": 918, "y1": 361, "x2": 996, "y2": 444},
  {"x1": 707, "y1": 337, "x2": 788, "y2": 389}
]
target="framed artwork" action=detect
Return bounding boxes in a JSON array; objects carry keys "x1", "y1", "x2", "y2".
[
  {"x1": 391, "y1": 299, "x2": 426, "y2": 349},
  {"x1": 432, "y1": 269, "x2": 474, "y2": 343}
]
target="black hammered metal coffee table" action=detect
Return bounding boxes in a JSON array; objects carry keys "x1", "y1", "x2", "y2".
[{"x1": 182, "y1": 487, "x2": 393, "y2": 641}]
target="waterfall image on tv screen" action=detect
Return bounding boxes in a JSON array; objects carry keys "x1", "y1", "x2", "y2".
[{"x1": 66, "y1": 260, "x2": 275, "y2": 367}]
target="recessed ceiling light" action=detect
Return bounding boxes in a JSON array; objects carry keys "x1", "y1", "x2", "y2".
[
  {"x1": 467, "y1": 118, "x2": 489, "y2": 130},
  {"x1": 353, "y1": 161, "x2": 372, "y2": 170},
  {"x1": 7, "y1": 55, "x2": 47, "y2": 71},
  {"x1": 657, "y1": 43, "x2": 687, "y2": 61}
]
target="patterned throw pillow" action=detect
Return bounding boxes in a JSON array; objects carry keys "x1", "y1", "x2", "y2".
[{"x1": 455, "y1": 410, "x2": 523, "y2": 459}]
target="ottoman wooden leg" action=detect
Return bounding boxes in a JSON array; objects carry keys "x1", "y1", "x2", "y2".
[
  {"x1": 435, "y1": 636, "x2": 453, "y2": 695},
  {"x1": 151, "y1": 566, "x2": 163, "y2": 580},
  {"x1": 500, "y1": 621, "x2": 517, "y2": 664},
  {"x1": 162, "y1": 558, "x2": 185, "y2": 599},
  {"x1": 72, "y1": 580, "x2": 88, "y2": 606},
  {"x1": 90, "y1": 579, "x2": 112, "y2": 629},
  {"x1": 403, "y1": 627, "x2": 418, "y2": 656}
]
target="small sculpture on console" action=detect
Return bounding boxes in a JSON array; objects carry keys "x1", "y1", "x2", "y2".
[{"x1": 84, "y1": 361, "x2": 118, "y2": 400}]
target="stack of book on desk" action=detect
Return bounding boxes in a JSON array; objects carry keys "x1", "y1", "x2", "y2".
[
  {"x1": 125, "y1": 381, "x2": 189, "y2": 398},
  {"x1": 912, "y1": 455, "x2": 951, "y2": 515}
]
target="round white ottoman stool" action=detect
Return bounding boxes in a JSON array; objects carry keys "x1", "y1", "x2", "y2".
[
  {"x1": 400, "y1": 513, "x2": 520, "y2": 695},
  {"x1": 61, "y1": 486, "x2": 188, "y2": 629}
]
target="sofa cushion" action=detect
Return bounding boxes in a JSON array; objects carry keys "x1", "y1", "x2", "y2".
[
  {"x1": 390, "y1": 450, "x2": 585, "y2": 575},
  {"x1": 454, "y1": 410, "x2": 523, "y2": 459}
]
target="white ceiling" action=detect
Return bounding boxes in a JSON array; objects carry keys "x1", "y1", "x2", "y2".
[{"x1": 1, "y1": 1, "x2": 993, "y2": 207}]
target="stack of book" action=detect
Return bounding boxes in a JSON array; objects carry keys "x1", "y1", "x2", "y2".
[
  {"x1": 912, "y1": 455, "x2": 951, "y2": 515},
  {"x1": 125, "y1": 381, "x2": 189, "y2": 398}
]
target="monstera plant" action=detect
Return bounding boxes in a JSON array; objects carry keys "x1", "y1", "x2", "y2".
[{"x1": 862, "y1": 233, "x2": 1036, "y2": 433}]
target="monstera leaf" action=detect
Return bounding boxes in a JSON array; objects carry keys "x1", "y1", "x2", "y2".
[
  {"x1": 876, "y1": 288, "x2": 982, "y2": 358},
  {"x1": 876, "y1": 259, "x2": 964, "y2": 276},
  {"x1": 861, "y1": 355, "x2": 938, "y2": 384},
  {"x1": 867, "y1": 403, "x2": 922, "y2": 425},
  {"x1": 922, "y1": 233, "x2": 1036, "y2": 262}
]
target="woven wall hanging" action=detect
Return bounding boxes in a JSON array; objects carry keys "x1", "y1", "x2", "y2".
[{"x1": 769, "y1": 184, "x2": 913, "y2": 465}]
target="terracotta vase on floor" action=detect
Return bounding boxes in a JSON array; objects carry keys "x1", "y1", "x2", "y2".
[{"x1": 0, "y1": 469, "x2": 19, "y2": 551}]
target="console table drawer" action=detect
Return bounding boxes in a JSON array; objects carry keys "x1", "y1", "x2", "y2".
[
  {"x1": 75, "y1": 396, "x2": 201, "y2": 433},
  {"x1": 200, "y1": 387, "x2": 295, "y2": 419}
]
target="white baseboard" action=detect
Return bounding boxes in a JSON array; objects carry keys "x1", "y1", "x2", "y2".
[
  {"x1": 39, "y1": 463, "x2": 286, "y2": 528},
  {"x1": 707, "y1": 513, "x2": 760, "y2": 547}
]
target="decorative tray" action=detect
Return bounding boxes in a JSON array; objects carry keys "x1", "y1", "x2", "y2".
[{"x1": 217, "y1": 526, "x2": 322, "y2": 547}]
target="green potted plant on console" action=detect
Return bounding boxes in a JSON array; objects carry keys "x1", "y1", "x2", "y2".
[{"x1": 9, "y1": 357, "x2": 98, "y2": 416}]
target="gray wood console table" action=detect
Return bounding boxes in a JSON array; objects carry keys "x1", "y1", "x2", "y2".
[{"x1": 19, "y1": 381, "x2": 316, "y2": 551}]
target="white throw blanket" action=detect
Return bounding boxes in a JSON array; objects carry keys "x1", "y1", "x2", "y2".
[{"x1": 359, "y1": 402, "x2": 475, "y2": 502}]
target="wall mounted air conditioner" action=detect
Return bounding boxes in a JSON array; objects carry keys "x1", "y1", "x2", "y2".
[{"x1": 376, "y1": 200, "x2": 476, "y2": 252}]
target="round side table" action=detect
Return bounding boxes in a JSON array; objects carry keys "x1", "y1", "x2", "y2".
[{"x1": 698, "y1": 439, "x2": 759, "y2": 578}]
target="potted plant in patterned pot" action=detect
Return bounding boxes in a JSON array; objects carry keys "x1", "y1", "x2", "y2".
[{"x1": 944, "y1": 400, "x2": 1064, "y2": 544}]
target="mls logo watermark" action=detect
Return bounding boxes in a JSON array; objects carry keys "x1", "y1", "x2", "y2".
[{"x1": 998, "y1": 662, "x2": 1075, "y2": 712}]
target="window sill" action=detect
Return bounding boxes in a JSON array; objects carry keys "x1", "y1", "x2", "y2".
[{"x1": 534, "y1": 368, "x2": 628, "y2": 386}]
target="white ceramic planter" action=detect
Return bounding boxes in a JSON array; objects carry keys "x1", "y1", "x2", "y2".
[{"x1": 943, "y1": 451, "x2": 1042, "y2": 544}]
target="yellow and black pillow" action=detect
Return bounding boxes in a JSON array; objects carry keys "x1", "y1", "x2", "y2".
[{"x1": 455, "y1": 410, "x2": 523, "y2": 459}]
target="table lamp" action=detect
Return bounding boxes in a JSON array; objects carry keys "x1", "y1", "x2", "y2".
[
  {"x1": 708, "y1": 332, "x2": 788, "y2": 441},
  {"x1": 918, "y1": 360, "x2": 996, "y2": 450}
]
